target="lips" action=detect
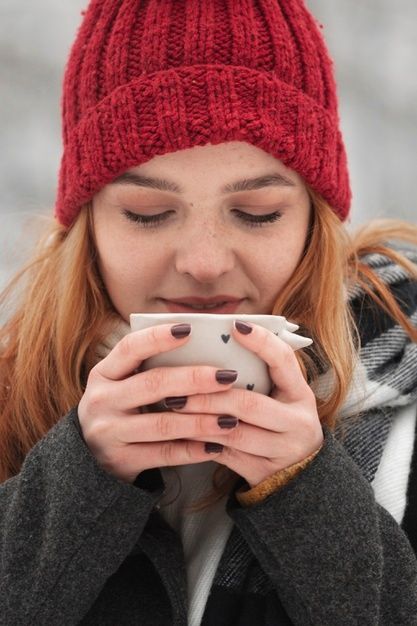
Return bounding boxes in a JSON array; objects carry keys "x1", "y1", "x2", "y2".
[{"x1": 161, "y1": 300, "x2": 243, "y2": 314}]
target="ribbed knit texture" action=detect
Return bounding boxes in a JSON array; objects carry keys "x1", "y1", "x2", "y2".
[{"x1": 55, "y1": 0, "x2": 351, "y2": 227}]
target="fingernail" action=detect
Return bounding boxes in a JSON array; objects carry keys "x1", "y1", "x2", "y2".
[
  {"x1": 215, "y1": 369, "x2": 238, "y2": 384},
  {"x1": 205, "y1": 442, "x2": 224, "y2": 454},
  {"x1": 164, "y1": 396, "x2": 187, "y2": 409},
  {"x1": 171, "y1": 323, "x2": 191, "y2": 339},
  {"x1": 218, "y1": 415, "x2": 238, "y2": 429},
  {"x1": 234, "y1": 320, "x2": 253, "y2": 334}
]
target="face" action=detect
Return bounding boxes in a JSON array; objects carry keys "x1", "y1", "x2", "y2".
[{"x1": 91, "y1": 141, "x2": 312, "y2": 320}]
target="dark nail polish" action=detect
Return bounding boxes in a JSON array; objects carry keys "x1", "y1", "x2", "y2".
[
  {"x1": 235, "y1": 320, "x2": 253, "y2": 335},
  {"x1": 164, "y1": 396, "x2": 187, "y2": 409},
  {"x1": 218, "y1": 415, "x2": 238, "y2": 429},
  {"x1": 215, "y1": 369, "x2": 238, "y2": 384},
  {"x1": 171, "y1": 323, "x2": 191, "y2": 339},
  {"x1": 205, "y1": 442, "x2": 224, "y2": 454}
]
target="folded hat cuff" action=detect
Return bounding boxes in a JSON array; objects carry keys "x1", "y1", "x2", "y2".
[{"x1": 55, "y1": 64, "x2": 351, "y2": 228}]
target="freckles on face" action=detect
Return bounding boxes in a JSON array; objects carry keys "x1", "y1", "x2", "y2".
[
  {"x1": 91, "y1": 142, "x2": 312, "y2": 319},
  {"x1": 92, "y1": 198, "x2": 311, "y2": 318}
]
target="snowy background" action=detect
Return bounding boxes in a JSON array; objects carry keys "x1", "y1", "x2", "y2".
[{"x1": 1, "y1": 0, "x2": 416, "y2": 290}]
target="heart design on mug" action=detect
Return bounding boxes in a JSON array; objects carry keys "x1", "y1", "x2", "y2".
[
  {"x1": 221, "y1": 334, "x2": 230, "y2": 343},
  {"x1": 246, "y1": 383, "x2": 255, "y2": 390}
]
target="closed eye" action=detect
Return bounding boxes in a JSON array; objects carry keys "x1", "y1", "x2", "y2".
[{"x1": 122, "y1": 208, "x2": 283, "y2": 229}]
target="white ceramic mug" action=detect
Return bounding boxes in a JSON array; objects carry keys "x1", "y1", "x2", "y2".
[{"x1": 130, "y1": 313, "x2": 312, "y2": 397}]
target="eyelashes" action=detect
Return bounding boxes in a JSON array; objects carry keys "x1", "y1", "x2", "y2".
[{"x1": 122, "y1": 208, "x2": 283, "y2": 229}]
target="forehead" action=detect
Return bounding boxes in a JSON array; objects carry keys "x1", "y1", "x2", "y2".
[{"x1": 109, "y1": 141, "x2": 304, "y2": 194}]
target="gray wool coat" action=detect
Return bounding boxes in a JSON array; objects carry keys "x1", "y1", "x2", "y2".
[{"x1": 0, "y1": 405, "x2": 417, "y2": 626}]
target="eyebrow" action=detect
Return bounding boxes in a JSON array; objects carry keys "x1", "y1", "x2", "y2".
[{"x1": 110, "y1": 171, "x2": 296, "y2": 194}]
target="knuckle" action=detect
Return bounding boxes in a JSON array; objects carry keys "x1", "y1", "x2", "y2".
[
  {"x1": 161, "y1": 441, "x2": 176, "y2": 465},
  {"x1": 86, "y1": 385, "x2": 107, "y2": 413},
  {"x1": 302, "y1": 409, "x2": 319, "y2": 435},
  {"x1": 183, "y1": 439, "x2": 195, "y2": 462},
  {"x1": 156, "y1": 413, "x2": 173, "y2": 439},
  {"x1": 198, "y1": 393, "x2": 212, "y2": 414},
  {"x1": 293, "y1": 404, "x2": 319, "y2": 441},
  {"x1": 306, "y1": 385, "x2": 318, "y2": 405},
  {"x1": 295, "y1": 409, "x2": 311, "y2": 432},
  {"x1": 239, "y1": 389, "x2": 258, "y2": 414},
  {"x1": 148, "y1": 325, "x2": 165, "y2": 351},
  {"x1": 89, "y1": 417, "x2": 111, "y2": 441},
  {"x1": 83, "y1": 419, "x2": 108, "y2": 445},
  {"x1": 193, "y1": 413, "x2": 207, "y2": 436},
  {"x1": 190, "y1": 367, "x2": 206, "y2": 389},
  {"x1": 228, "y1": 423, "x2": 244, "y2": 446},
  {"x1": 87, "y1": 364, "x2": 101, "y2": 382},
  {"x1": 144, "y1": 368, "x2": 165, "y2": 394}
]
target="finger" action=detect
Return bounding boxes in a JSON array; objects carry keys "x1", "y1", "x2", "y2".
[
  {"x1": 190, "y1": 421, "x2": 285, "y2": 458},
  {"x1": 210, "y1": 446, "x2": 279, "y2": 488},
  {"x1": 114, "y1": 411, "x2": 238, "y2": 444},
  {"x1": 232, "y1": 321, "x2": 309, "y2": 402},
  {"x1": 171, "y1": 388, "x2": 292, "y2": 432},
  {"x1": 121, "y1": 439, "x2": 224, "y2": 478},
  {"x1": 94, "y1": 324, "x2": 192, "y2": 381},
  {"x1": 106, "y1": 365, "x2": 239, "y2": 411}
]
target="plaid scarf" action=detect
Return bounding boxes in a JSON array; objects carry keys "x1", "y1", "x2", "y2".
[{"x1": 313, "y1": 242, "x2": 417, "y2": 482}]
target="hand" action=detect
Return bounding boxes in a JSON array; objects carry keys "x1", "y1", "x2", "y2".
[
  {"x1": 77, "y1": 323, "x2": 240, "y2": 484},
  {"x1": 170, "y1": 320, "x2": 324, "y2": 488}
]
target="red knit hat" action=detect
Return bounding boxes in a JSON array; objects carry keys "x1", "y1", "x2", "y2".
[{"x1": 55, "y1": 0, "x2": 351, "y2": 228}]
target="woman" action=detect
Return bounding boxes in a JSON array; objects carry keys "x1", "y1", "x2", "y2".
[{"x1": 1, "y1": 1, "x2": 417, "y2": 624}]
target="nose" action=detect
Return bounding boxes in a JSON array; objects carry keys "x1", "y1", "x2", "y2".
[{"x1": 173, "y1": 220, "x2": 235, "y2": 282}]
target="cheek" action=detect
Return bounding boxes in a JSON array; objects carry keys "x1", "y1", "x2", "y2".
[
  {"x1": 257, "y1": 228, "x2": 308, "y2": 287},
  {"x1": 94, "y1": 224, "x2": 138, "y2": 284}
]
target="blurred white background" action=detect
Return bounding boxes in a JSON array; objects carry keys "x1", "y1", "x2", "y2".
[{"x1": 0, "y1": 0, "x2": 416, "y2": 290}]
